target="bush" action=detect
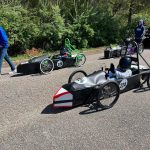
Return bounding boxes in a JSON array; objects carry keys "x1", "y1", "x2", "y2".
[{"x1": 0, "y1": 3, "x2": 149, "y2": 56}]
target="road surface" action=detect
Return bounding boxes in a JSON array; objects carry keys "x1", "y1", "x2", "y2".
[{"x1": 0, "y1": 49, "x2": 150, "y2": 150}]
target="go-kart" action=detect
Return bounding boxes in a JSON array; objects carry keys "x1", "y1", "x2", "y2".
[
  {"x1": 53, "y1": 42, "x2": 150, "y2": 109},
  {"x1": 17, "y1": 39, "x2": 86, "y2": 75},
  {"x1": 104, "y1": 38, "x2": 144, "y2": 59}
]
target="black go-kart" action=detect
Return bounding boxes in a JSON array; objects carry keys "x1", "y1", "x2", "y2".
[
  {"x1": 17, "y1": 53, "x2": 86, "y2": 75},
  {"x1": 104, "y1": 38, "x2": 144, "y2": 59},
  {"x1": 53, "y1": 42, "x2": 150, "y2": 109}
]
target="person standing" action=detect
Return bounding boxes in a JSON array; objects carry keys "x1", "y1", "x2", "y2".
[
  {"x1": 134, "y1": 19, "x2": 145, "y2": 43},
  {"x1": 0, "y1": 26, "x2": 16, "y2": 75}
]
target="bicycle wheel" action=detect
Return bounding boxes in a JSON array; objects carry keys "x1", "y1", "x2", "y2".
[
  {"x1": 75, "y1": 54, "x2": 86, "y2": 67},
  {"x1": 40, "y1": 58, "x2": 54, "y2": 74},
  {"x1": 98, "y1": 82, "x2": 120, "y2": 109},
  {"x1": 68, "y1": 70, "x2": 87, "y2": 83},
  {"x1": 138, "y1": 43, "x2": 144, "y2": 54}
]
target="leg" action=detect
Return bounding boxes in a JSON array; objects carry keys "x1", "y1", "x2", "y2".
[
  {"x1": 4, "y1": 50, "x2": 15, "y2": 71},
  {"x1": 0, "y1": 48, "x2": 6, "y2": 74}
]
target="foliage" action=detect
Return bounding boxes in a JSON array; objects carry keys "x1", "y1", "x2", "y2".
[{"x1": 0, "y1": 0, "x2": 149, "y2": 55}]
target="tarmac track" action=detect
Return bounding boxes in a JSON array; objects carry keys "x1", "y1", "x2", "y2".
[{"x1": 0, "y1": 49, "x2": 150, "y2": 150}]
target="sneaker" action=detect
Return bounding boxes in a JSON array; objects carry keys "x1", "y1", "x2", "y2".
[{"x1": 9, "y1": 69, "x2": 17, "y2": 75}]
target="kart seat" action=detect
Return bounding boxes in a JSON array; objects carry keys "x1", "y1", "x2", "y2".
[
  {"x1": 72, "y1": 71, "x2": 107, "y2": 91},
  {"x1": 131, "y1": 64, "x2": 148, "y2": 75}
]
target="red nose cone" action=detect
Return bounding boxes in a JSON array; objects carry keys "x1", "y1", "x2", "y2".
[{"x1": 53, "y1": 87, "x2": 73, "y2": 108}]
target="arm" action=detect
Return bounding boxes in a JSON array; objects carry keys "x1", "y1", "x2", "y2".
[{"x1": 115, "y1": 69, "x2": 132, "y2": 79}]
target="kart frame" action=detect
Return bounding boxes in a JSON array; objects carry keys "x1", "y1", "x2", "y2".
[
  {"x1": 53, "y1": 42, "x2": 150, "y2": 109},
  {"x1": 17, "y1": 39, "x2": 86, "y2": 75}
]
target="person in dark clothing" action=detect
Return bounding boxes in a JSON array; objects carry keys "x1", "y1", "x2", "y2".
[
  {"x1": 134, "y1": 19, "x2": 145, "y2": 43},
  {"x1": 60, "y1": 47, "x2": 69, "y2": 56},
  {"x1": 0, "y1": 26, "x2": 16, "y2": 75},
  {"x1": 107, "y1": 57, "x2": 132, "y2": 79}
]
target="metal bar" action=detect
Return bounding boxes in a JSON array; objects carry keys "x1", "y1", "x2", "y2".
[{"x1": 139, "y1": 53, "x2": 150, "y2": 68}]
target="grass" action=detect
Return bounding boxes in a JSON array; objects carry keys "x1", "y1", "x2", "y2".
[
  {"x1": 10, "y1": 46, "x2": 105, "y2": 62},
  {"x1": 11, "y1": 54, "x2": 30, "y2": 62},
  {"x1": 10, "y1": 51, "x2": 55, "y2": 62}
]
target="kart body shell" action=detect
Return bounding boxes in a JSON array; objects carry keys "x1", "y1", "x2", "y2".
[
  {"x1": 17, "y1": 53, "x2": 86, "y2": 75},
  {"x1": 53, "y1": 42, "x2": 150, "y2": 108},
  {"x1": 53, "y1": 70, "x2": 140, "y2": 108},
  {"x1": 17, "y1": 38, "x2": 86, "y2": 75}
]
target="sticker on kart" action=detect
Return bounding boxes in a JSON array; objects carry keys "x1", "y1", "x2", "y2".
[
  {"x1": 119, "y1": 79, "x2": 128, "y2": 90},
  {"x1": 57, "y1": 60, "x2": 63, "y2": 68}
]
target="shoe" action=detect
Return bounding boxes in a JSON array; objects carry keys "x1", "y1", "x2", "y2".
[{"x1": 9, "y1": 69, "x2": 17, "y2": 75}]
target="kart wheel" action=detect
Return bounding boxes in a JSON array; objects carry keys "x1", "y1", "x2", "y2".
[
  {"x1": 98, "y1": 82, "x2": 120, "y2": 109},
  {"x1": 140, "y1": 74, "x2": 148, "y2": 86},
  {"x1": 120, "y1": 46, "x2": 126, "y2": 57},
  {"x1": 68, "y1": 70, "x2": 87, "y2": 83},
  {"x1": 75, "y1": 54, "x2": 86, "y2": 67},
  {"x1": 138, "y1": 43, "x2": 144, "y2": 54},
  {"x1": 147, "y1": 74, "x2": 150, "y2": 88},
  {"x1": 40, "y1": 58, "x2": 54, "y2": 74}
]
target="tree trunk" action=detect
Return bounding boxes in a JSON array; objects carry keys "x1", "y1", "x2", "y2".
[{"x1": 128, "y1": 0, "x2": 134, "y2": 26}]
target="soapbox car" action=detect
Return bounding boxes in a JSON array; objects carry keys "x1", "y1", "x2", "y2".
[
  {"x1": 104, "y1": 38, "x2": 144, "y2": 59},
  {"x1": 17, "y1": 39, "x2": 86, "y2": 75},
  {"x1": 53, "y1": 43, "x2": 150, "y2": 109}
]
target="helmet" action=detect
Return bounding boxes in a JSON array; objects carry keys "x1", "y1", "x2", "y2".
[
  {"x1": 138, "y1": 19, "x2": 144, "y2": 26},
  {"x1": 119, "y1": 57, "x2": 132, "y2": 69}
]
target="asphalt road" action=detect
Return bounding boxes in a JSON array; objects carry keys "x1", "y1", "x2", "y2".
[{"x1": 0, "y1": 49, "x2": 150, "y2": 150}]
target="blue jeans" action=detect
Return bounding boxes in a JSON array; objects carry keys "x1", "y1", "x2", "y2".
[{"x1": 0, "y1": 47, "x2": 15, "y2": 74}]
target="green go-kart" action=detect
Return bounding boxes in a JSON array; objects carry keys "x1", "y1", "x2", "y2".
[{"x1": 17, "y1": 39, "x2": 86, "y2": 75}]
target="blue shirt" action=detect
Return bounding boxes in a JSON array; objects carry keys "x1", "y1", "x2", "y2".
[
  {"x1": 134, "y1": 25, "x2": 145, "y2": 39},
  {"x1": 0, "y1": 26, "x2": 8, "y2": 48}
]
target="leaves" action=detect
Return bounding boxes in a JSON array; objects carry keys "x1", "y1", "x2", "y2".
[{"x1": 0, "y1": 0, "x2": 149, "y2": 55}]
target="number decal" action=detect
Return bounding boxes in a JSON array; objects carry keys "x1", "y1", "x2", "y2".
[
  {"x1": 119, "y1": 79, "x2": 128, "y2": 90},
  {"x1": 57, "y1": 60, "x2": 63, "y2": 68}
]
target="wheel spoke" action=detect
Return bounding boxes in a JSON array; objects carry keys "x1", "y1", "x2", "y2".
[
  {"x1": 98, "y1": 82, "x2": 119, "y2": 108},
  {"x1": 40, "y1": 59, "x2": 54, "y2": 74}
]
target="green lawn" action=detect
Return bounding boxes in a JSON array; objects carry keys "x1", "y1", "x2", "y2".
[{"x1": 10, "y1": 47, "x2": 105, "y2": 62}]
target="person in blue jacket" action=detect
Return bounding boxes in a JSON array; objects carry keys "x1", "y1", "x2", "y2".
[
  {"x1": 134, "y1": 19, "x2": 145, "y2": 43},
  {"x1": 0, "y1": 26, "x2": 16, "y2": 75}
]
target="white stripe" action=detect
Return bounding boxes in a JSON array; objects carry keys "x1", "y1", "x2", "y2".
[
  {"x1": 54, "y1": 93, "x2": 73, "y2": 102},
  {"x1": 56, "y1": 88, "x2": 68, "y2": 96},
  {"x1": 54, "y1": 102, "x2": 73, "y2": 107}
]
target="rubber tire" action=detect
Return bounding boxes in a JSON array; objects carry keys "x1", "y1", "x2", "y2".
[
  {"x1": 40, "y1": 58, "x2": 54, "y2": 74},
  {"x1": 75, "y1": 54, "x2": 86, "y2": 67},
  {"x1": 68, "y1": 70, "x2": 87, "y2": 83},
  {"x1": 140, "y1": 73, "x2": 149, "y2": 85},
  {"x1": 147, "y1": 74, "x2": 150, "y2": 88},
  {"x1": 98, "y1": 81, "x2": 120, "y2": 109},
  {"x1": 138, "y1": 43, "x2": 144, "y2": 54}
]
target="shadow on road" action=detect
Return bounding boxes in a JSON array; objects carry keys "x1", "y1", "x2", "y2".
[
  {"x1": 41, "y1": 103, "x2": 109, "y2": 115},
  {"x1": 79, "y1": 103, "x2": 108, "y2": 115},
  {"x1": 144, "y1": 39, "x2": 150, "y2": 49},
  {"x1": 133, "y1": 87, "x2": 150, "y2": 93},
  {"x1": 98, "y1": 57, "x2": 105, "y2": 60},
  {"x1": 11, "y1": 73, "x2": 27, "y2": 77},
  {"x1": 1, "y1": 73, "x2": 9, "y2": 76},
  {"x1": 98, "y1": 56, "x2": 120, "y2": 60},
  {"x1": 11, "y1": 73, "x2": 43, "y2": 78},
  {"x1": 41, "y1": 104, "x2": 72, "y2": 114}
]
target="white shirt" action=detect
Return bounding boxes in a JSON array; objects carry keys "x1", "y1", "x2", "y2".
[{"x1": 108, "y1": 69, "x2": 132, "y2": 79}]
